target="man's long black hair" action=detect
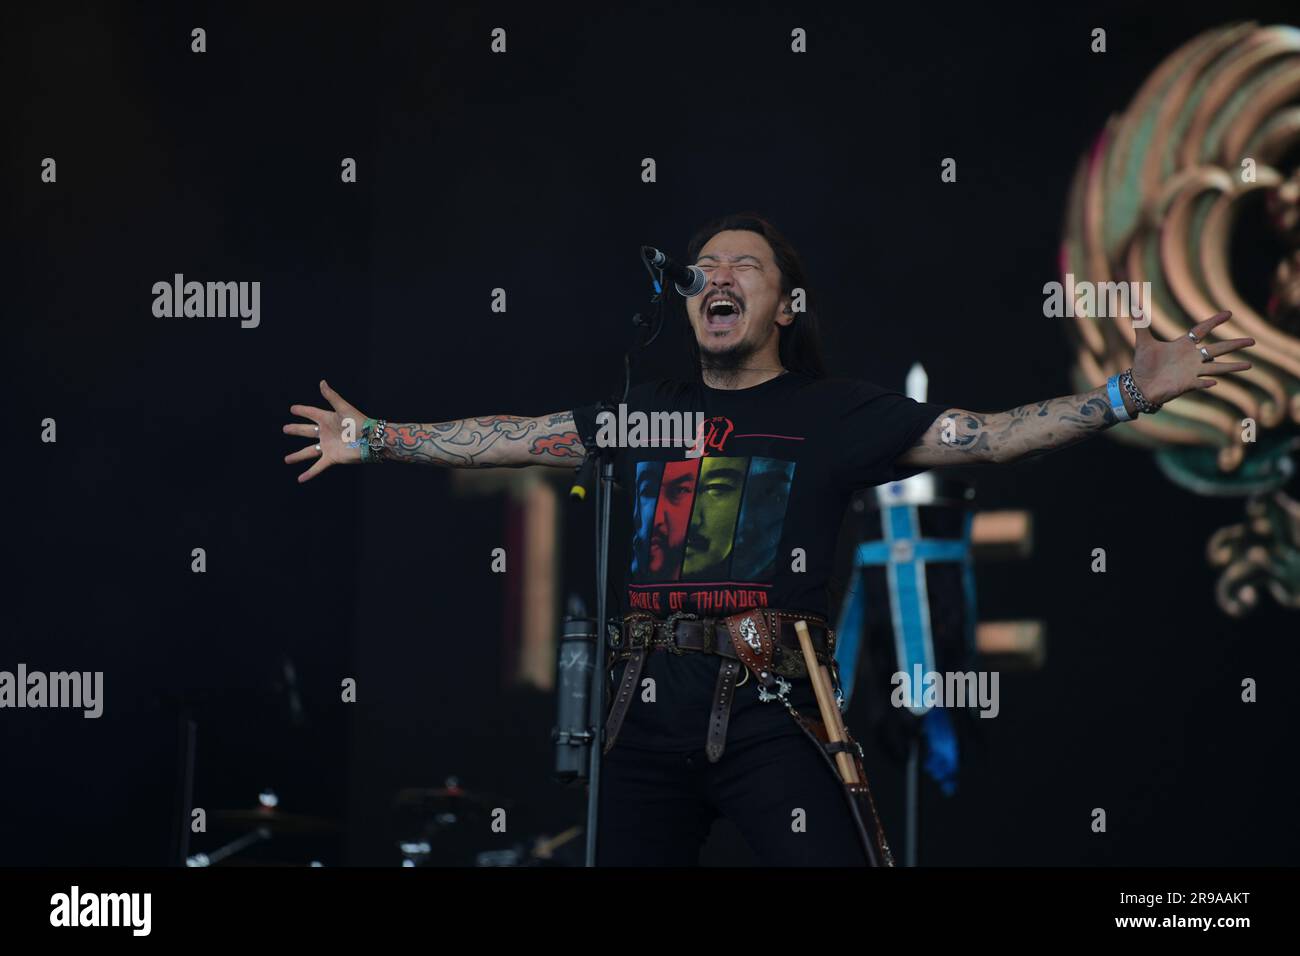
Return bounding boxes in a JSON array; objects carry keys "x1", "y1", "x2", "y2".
[{"x1": 682, "y1": 213, "x2": 829, "y2": 380}]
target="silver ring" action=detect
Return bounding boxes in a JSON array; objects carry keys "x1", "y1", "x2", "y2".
[
  {"x1": 315, "y1": 444, "x2": 322, "y2": 453},
  {"x1": 1199, "y1": 346, "x2": 1211, "y2": 363},
  {"x1": 314, "y1": 425, "x2": 320, "y2": 435},
  {"x1": 1188, "y1": 330, "x2": 1202, "y2": 344}
]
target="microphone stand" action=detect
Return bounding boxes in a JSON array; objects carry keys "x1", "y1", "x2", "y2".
[
  {"x1": 578, "y1": 252, "x2": 671, "y2": 867},
  {"x1": 582, "y1": 425, "x2": 614, "y2": 868}
]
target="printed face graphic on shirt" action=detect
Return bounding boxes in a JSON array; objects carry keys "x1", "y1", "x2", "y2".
[
  {"x1": 682, "y1": 457, "x2": 746, "y2": 578},
  {"x1": 631, "y1": 460, "x2": 696, "y2": 580},
  {"x1": 629, "y1": 456, "x2": 796, "y2": 584},
  {"x1": 731, "y1": 457, "x2": 796, "y2": 580},
  {"x1": 630, "y1": 460, "x2": 666, "y2": 577}
]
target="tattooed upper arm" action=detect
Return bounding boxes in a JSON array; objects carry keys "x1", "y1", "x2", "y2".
[
  {"x1": 525, "y1": 410, "x2": 589, "y2": 467},
  {"x1": 895, "y1": 408, "x2": 993, "y2": 468}
]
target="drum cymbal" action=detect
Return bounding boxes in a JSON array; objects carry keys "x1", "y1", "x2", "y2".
[{"x1": 392, "y1": 786, "x2": 510, "y2": 813}]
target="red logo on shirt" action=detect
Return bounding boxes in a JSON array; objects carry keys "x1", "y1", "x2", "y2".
[{"x1": 688, "y1": 416, "x2": 734, "y2": 456}]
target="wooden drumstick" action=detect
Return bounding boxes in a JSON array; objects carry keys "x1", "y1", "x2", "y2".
[
  {"x1": 794, "y1": 620, "x2": 859, "y2": 784},
  {"x1": 817, "y1": 662, "x2": 859, "y2": 778}
]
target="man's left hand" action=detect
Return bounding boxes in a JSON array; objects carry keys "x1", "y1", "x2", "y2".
[{"x1": 1132, "y1": 310, "x2": 1255, "y2": 406}]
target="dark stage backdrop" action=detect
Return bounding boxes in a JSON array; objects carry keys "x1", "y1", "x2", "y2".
[{"x1": 9, "y1": 1, "x2": 1299, "y2": 866}]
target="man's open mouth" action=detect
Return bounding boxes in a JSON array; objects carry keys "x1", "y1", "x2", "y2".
[{"x1": 704, "y1": 295, "x2": 742, "y2": 330}]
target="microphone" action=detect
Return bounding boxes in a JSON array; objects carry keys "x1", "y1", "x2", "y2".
[{"x1": 642, "y1": 246, "x2": 707, "y2": 296}]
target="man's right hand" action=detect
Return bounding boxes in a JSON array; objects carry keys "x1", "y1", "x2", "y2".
[{"x1": 283, "y1": 379, "x2": 369, "y2": 483}]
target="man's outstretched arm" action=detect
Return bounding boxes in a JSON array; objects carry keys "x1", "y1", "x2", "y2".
[
  {"x1": 898, "y1": 311, "x2": 1254, "y2": 469},
  {"x1": 283, "y1": 379, "x2": 585, "y2": 483},
  {"x1": 380, "y1": 411, "x2": 586, "y2": 468},
  {"x1": 898, "y1": 385, "x2": 1125, "y2": 467}
]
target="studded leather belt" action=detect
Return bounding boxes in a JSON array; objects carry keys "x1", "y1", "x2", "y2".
[{"x1": 605, "y1": 609, "x2": 836, "y2": 764}]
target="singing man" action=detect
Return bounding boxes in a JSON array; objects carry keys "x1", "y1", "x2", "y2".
[{"x1": 284, "y1": 213, "x2": 1252, "y2": 866}]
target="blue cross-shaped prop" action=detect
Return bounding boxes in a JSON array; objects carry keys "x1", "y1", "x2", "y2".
[{"x1": 834, "y1": 489, "x2": 977, "y2": 794}]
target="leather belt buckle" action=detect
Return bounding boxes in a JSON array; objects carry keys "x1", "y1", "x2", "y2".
[{"x1": 661, "y1": 610, "x2": 697, "y2": 655}]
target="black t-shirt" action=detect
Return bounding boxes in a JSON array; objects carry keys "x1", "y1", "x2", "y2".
[{"x1": 571, "y1": 371, "x2": 947, "y2": 752}]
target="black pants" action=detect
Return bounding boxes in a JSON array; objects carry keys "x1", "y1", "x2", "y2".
[{"x1": 596, "y1": 727, "x2": 871, "y2": 866}]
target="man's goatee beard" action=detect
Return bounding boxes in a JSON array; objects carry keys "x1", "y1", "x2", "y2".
[{"x1": 699, "y1": 339, "x2": 759, "y2": 387}]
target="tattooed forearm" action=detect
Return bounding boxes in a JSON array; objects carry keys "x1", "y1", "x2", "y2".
[
  {"x1": 898, "y1": 385, "x2": 1134, "y2": 468},
  {"x1": 380, "y1": 411, "x2": 587, "y2": 468}
]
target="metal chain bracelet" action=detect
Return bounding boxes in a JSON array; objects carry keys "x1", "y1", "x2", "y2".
[{"x1": 1119, "y1": 368, "x2": 1161, "y2": 415}]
